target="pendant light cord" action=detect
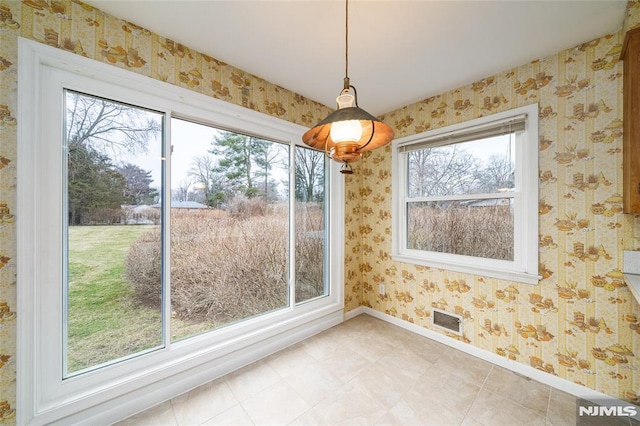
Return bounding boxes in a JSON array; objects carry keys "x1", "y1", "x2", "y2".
[
  {"x1": 342, "y1": 0, "x2": 357, "y2": 105},
  {"x1": 345, "y1": 0, "x2": 349, "y2": 81}
]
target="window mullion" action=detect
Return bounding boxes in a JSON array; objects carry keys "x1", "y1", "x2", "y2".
[
  {"x1": 406, "y1": 192, "x2": 516, "y2": 203},
  {"x1": 289, "y1": 144, "x2": 296, "y2": 309},
  {"x1": 163, "y1": 113, "x2": 172, "y2": 350}
]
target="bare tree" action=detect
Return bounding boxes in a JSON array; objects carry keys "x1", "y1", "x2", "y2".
[
  {"x1": 189, "y1": 155, "x2": 216, "y2": 194},
  {"x1": 255, "y1": 142, "x2": 288, "y2": 201},
  {"x1": 188, "y1": 154, "x2": 231, "y2": 207},
  {"x1": 295, "y1": 148, "x2": 324, "y2": 202},
  {"x1": 474, "y1": 154, "x2": 514, "y2": 193},
  {"x1": 65, "y1": 91, "x2": 161, "y2": 158},
  {"x1": 173, "y1": 178, "x2": 193, "y2": 202},
  {"x1": 408, "y1": 145, "x2": 481, "y2": 197}
]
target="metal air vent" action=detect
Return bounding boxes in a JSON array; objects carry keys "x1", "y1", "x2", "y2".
[{"x1": 432, "y1": 308, "x2": 463, "y2": 335}]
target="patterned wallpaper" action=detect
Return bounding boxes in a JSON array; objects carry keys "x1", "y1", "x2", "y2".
[
  {"x1": 345, "y1": 0, "x2": 640, "y2": 404},
  {"x1": 1, "y1": 0, "x2": 640, "y2": 420},
  {"x1": 0, "y1": 0, "x2": 332, "y2": 421}
]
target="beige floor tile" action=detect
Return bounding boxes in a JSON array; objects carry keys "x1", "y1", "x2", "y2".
[
  {"x1": 373, "y1": 412, "x2": 402, "y2": 426},
  {"x1": 298, "y1": 328, "x2": 344, "y2": 361},
  {"x1": 546, "y1": 388, "x2": 577, "y2": 425},
  {"x1": 318, "y1": 346, "x2": 372, "y2": 383},
  {"x1": 368, "y1": 318, "x2": 415, "y2": 342},
  {"x1": 411, "y1": 364, "x2": 482, "y2": 415},
  {"x1": 481, "y1": 366, "x2": 550, "y2": 414},
  {"x1": 385, "y1": 391, "x2": 465, "y2": 425},
  {"x1": 325, "y1": 322, "x2": 401, "y2": 363},
  {"x1": 283, "y1": 363, "x2": 343, "y2": 406},
  {"x1": 241, "y1": 380, "x2": 310, "y2": 425},
  {"x1": 432, "y1": 348, "x2": 493, "y2": 387},
  {"x1": 464, "y1": 387, "x2": 547, "y2": 425},
  {"x1": 344, "y1": 315, "x2": 413, "y2": 343},
  {"x1": 225, "y1": 360, "x2": 281, "y2": 401},
  {"x1": 459, "y1": 415, "x2": 485, "y2": 426},
  {"x1": 348, "y1": 364, "x2": 413, "y2": 409},
  {"x1": 376, "y1": 346, "x2": 435, "y2": 383},
  {"x1": 290, "y1": 382, "x2": 387, "y2": 425},
  {"x1": 116, "y1": 400, "x2": 177, "y2": 426},
  {"x1": 344, "y1": 329, "x2": 398, "y2": 363},
  {"x1": 170, "y1": 379, "x2": 238, "y2": 426},
  {"x1": 401, "y1": 333, "x2": 448, "y2": 364},
  {"x1": 264, "y1": 343, "x2": 317, "y2": 378},
  {"x1": 200, "y1": 404, "x2": 253, "y2": 426},
  {"x1": 343, "y1": 314, "x2": 381, "y2": 331}
]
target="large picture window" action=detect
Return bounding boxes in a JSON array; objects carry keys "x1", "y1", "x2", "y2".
[
  {"x1": 392, "y1": 104, "x2": 540, "y2": 284},
  {"x1": 18, "y1": 38, "x2": 342, "y2": 425}
]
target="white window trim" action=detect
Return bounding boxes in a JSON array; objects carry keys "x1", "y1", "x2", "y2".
[
  {"x1": 17, "y1": 37, "x2": 344, "y2": 425},
  {"x1": 391, "y1": 103, "x2": 540, "y2": 285}
]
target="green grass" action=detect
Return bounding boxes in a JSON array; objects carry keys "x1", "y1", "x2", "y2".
[
  {"x1": 67, "y1": 225, "x2": 162, "y2": 374},
  {"x1": 66, "y1": 224, "x2": 223, "y2": 373}
]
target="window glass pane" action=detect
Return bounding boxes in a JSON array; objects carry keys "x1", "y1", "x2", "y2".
[
  {"x1": 407, "y1": 134, "x2": 515, "y2": 198},
  {"x1": 295, "y1": 147, "x2": 328, "y2": 303},
  {"x1": 170, "y1": 118, "x2": 290, "y2": 341},
  {"x1": 407, "y1": 200, "x2": 514, "y2": 260},
  {"x1": 64, "y1": 90, "x2": 164, "y2": 377}
]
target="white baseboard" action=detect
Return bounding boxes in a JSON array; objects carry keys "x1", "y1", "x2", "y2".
[
  {"x1": 352, "y1": 307, "x2": 638, "y2": 415},
  {"x1": 343, "y1": 306, "x2": 365, "y2": 321}
]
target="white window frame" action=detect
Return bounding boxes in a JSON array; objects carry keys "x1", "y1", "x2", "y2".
[
  {"x1": 391, "y1": 103, "x2": 540, "y2": 285},
  {"x1": 17, "y1": 37, "x2": 344, "y2": 425}
]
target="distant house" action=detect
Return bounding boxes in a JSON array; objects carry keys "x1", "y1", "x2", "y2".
[
  {"x1": 123, "y1": 201, "x2": 208, "y2": 224},
  {"x1": 170, "y1": 201, "x2": 208, "y2": 210},
  {"x1": 462, "y1": 198, "x2": 512, "y2": 208},
  {"x1": 122, "y1": 205, "x2": 160, "y2": 225}
]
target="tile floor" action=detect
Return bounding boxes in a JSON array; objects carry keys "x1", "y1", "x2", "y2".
[{"x1": 118, "y1": 314, "x2": 580, "y2": 425}]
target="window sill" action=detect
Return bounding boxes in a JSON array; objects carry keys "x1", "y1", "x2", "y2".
[{"x1": 391, "y1": 253, "x2": 541, "y2": 285}]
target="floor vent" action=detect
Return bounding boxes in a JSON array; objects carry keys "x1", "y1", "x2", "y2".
[{"x1": 432, "y1": 308, "x2": 463, "y2": 335}]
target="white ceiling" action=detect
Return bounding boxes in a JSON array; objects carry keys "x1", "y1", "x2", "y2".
[{"x1": 86, "y1": 0, "x2": 627, "y2": 116}]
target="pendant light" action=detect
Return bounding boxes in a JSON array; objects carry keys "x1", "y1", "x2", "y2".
[{"x1": 301, "y1": 0, "x2": 394, "y2": 174}]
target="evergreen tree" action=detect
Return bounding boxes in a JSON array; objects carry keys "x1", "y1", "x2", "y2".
[
  {"x1": 118, "y1": 163, "x2": 158, "y2": 205},
  {"x1": 211, "y1": 132, "x2": 268, "y2": 198},
  {"x1": 68, "y1": 141, "x2": 127, "y2": 225}
]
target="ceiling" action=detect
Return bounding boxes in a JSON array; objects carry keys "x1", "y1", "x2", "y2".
[{"x1": 85, "y1": 1, "x2": 627, "y2": 117}]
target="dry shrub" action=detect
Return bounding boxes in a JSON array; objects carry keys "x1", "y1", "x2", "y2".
[
  {"x1": 295, "y1": 203, "x2": 325, "y2": 302},
  {"x1": 227, "y1": 194, "x2": 267, "y2": 218},
  {"x1": 82, "y1": 208, "x2": 122, "y2": 225},
  {"x1": 125, "y1": 209, "x2": 289, "y2": 325},
  {"x1": 408, "y1": 203, "x2": 513, "y2": 260},
  {"x1": 124, "y1": 230, "x2": 162, "y2": 307}
]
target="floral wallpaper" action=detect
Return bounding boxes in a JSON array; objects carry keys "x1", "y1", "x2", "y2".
[
  {"x1": 0, "y1": 0, "x2": 332, "y2": 422},
  {"x1": 344, "y1": 0, "x2": 640, "y2": 404}
]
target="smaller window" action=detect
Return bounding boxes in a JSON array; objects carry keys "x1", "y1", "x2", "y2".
[{"x1": 392, "y1": 104, "x2": 540, "y2": 284}]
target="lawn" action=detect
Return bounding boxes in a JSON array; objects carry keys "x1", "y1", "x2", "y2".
[{"x1": 67, "y1": 225, "x2": 162, "y2": 374}]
